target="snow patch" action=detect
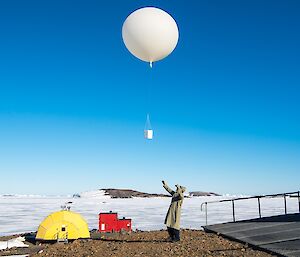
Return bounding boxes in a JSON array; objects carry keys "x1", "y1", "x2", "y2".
[
  {"x1": 0, "y1": 237, "x2": 29, "y2": 250},
  {"x1": 79, "y1": 190, "x2": 110, "y2": 199}
]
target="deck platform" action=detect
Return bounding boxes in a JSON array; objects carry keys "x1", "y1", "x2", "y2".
[{"x1": 203, "y1": 213, "x2": 300, "y2": 257}]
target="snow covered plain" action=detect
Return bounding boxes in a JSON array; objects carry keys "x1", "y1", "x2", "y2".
[{"x1": 0, "y1": 191, "x2": 299, "y2": 236}]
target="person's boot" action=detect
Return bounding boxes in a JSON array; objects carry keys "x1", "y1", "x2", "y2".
[
  {"x1": 167, "y1": 227, "x2": 174, "y2": 241},
  {"x1": 172, "y1": 229, "x2": 180, "y2": 242}
]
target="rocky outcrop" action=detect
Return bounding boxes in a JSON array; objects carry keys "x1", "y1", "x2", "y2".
[
  {"x1": 189, "y1": 191, "x2": 220, "y2": 197},
  {"x1": 101, "y1": 189, "x2": 169, "y2": 198}
]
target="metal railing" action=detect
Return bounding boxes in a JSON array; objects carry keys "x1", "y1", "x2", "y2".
[{"x1": 201, "y1": 191, "x2": 300, "y2": 225}]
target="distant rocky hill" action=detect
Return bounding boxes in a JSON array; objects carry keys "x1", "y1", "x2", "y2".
[
  {"x1": 189, "y1": 191, "x2": 220, "y2": 197},
  {"x1": 75, "y1": 189, "x2": 220, "y2": 199},
  {"x1": 102, "y1": 189, "x2": 169, "y2": 198}
]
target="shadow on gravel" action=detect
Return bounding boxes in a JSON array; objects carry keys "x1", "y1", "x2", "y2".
[
  {"x1": 99, "y1": 238, "x2": 174, "y2": 243},
  {"x1": 210, "y1": 247, "x2": 245, "y2": 253},
  {"x1": 24, "y1": 232, "x2": 37, "y2": 244}
]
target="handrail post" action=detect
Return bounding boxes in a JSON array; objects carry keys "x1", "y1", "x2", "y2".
[
  {"x1": 298, "y1": 191, "x2": 300, "y2": 213},
  {"x1": 284, "y1": 194, "x2": 287, "y2": 215},
  {"x1": 232, "y1": 200, "x2": 236, "y2": 222},
  {"x1": 205, "y1": 202, "x2": 208, "y2": 225},
  {"x1": 201, "y1": 202, "x2": 208, "y2": 226},
  {"x1": 258, "y1": 197, "x2": 261, "y2": 218}
]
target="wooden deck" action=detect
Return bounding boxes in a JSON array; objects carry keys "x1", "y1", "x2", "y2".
[{"x1": 203, "y1": 213, "x2": 300, "y2": 257}]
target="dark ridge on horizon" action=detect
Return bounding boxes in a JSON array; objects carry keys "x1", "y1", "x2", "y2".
[{"x1": 72, "y1": 188, "x2": 220, "y2": 198}]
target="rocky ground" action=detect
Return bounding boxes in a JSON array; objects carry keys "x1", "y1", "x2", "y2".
[{"x1": 0, "y1": 230, "x2": 276, "y2": 257}]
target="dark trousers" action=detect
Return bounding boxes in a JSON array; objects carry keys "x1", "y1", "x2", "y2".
[{"x1": 167, "y1": 227, "x2": 180, "y2": 241}]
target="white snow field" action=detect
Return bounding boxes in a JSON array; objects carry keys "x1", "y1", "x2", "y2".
[{"x1": 0, "y1": 192, "x2": 299, "y2": 236}]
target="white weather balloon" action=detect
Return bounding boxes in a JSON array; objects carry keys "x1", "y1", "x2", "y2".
[{"x1": 122, "y1": 7, "x2": 179, "y2": 67}]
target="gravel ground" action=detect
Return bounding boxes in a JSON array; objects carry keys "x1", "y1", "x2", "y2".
[{"x1": 1, "y1": 230, "x2": 276, "y2": 257}]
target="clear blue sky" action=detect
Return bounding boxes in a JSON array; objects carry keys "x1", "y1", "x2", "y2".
[{"x1": 0, "y1": 0, "x2": 299, "y2": 195}]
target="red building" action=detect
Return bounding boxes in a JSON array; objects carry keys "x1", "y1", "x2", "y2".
[{"x1": 99, "y1": 211, "x2": 132, "y2": 233}]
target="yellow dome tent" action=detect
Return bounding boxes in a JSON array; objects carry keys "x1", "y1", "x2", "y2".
[{"x1": 36, "y1": 210, "x2": 90, "y2": 241}]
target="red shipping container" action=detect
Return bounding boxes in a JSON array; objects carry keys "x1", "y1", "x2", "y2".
[
  {"x1": 99, "y1": 211, "x2": 132, "y2": 233},
  {"x1": 117, "y1": 218, "x2": 132, "y2": 232},
  {"x1": 99, "y1": 212, "x2": 118, "y2": 232}
]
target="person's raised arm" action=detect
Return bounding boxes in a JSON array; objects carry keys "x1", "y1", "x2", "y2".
[{"x1": 162, "y1": 180, "x2": 175, "y2": 196}]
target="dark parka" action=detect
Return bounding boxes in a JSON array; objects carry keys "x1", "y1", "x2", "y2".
[{"x1": 163, "y1": 182, "x2": 186, "y2": 230}]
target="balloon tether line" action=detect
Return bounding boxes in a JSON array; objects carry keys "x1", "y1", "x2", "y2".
[
  {"x1": 145, "y1": 61, "x2": 153, "y2": 131},
  {"x1": 145, "y1": 113, "x2": 152, "y2": 130}
]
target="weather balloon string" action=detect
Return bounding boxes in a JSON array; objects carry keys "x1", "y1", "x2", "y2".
[{"x1": 144, "y1": 61, "x2": 153, "y2": 140}]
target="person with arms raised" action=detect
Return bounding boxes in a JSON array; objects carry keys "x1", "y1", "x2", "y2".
[{"x1": 162, "y1": 180, "x2": 186, "y2": 242}]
